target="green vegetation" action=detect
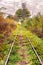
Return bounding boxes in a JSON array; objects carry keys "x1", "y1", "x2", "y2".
[
  {"x1": 15, "y1": 3, "x2": 30, "y2": 22},
  {"x1": 22, "y1": 14, "x2": 43, "y2": 38},
  {"x1": 19, "y1": 28, "x2": 43, "y2": 62},
  {"x1": 0, "y1": 41, "x2": 11, "y2": 65},
  {"x1": 7, "y1": 34, "x2": 41, "y2": 65},
  {"x1": 8, "y1": 38, "x2": 21, "y2": 65},
  {"x1": 0, "y1": 16, "x2": 17, "y2": 65},
  {"x1": 0, "y1": 3, "x2": 43, "y2": 65}
]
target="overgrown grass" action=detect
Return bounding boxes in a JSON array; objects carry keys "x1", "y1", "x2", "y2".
[
  {"x1": 8, "y1": 39, "x2": 21, "y2": 65},
  {"x1": 0, "y1": 40, "x2": 11, "y2": 65},
  {"x1": 19, "y1": 27, "x2": 43, "y2": 62},
  {"x1": 0, "y1": 32, "x2": 16, "y2": 65}
]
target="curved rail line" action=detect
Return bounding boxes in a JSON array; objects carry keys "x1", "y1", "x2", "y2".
[{"x1": 4, "y1": 35, "x2": 43, "y2": 65}]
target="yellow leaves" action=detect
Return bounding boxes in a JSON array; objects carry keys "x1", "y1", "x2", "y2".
[
  {"x1": 0, "y1": 54, "x2": 4, "y2": 60},
  {"x1": 0, "y1": 16, "x2": 5, "y2": 22},
  {"x1": 5, "y1": 18, "x2": 14, "y2": 23}
]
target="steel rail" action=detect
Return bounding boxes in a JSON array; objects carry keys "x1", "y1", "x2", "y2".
[
  {"x1": 4, "y1": 35, "x2": 17, "y2": 65},
  {"x1": 26, "y1": 36, "x2": 43, "y2": 65}
]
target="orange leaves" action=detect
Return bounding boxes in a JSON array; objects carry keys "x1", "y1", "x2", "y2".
[{"x1": 0, "y1": 16, "x2": 5, "y2": 23}]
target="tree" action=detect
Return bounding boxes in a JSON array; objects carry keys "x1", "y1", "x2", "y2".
[
  {"x1": 34, "y1": 16, "x2": 40, "y2": 32},
  {"x1": 34, "y1": 14, "x2": 43, "y2": 38},
  {"x1": 22, "y1": 3, "x2": 30, "y2": 19},
  {"x1": 23, "y1": 18, "x2": 32, "y2": 29},
  {"x1": 15, "y1": 9, "x2": 30, "y2": 22},
  {"x1": 15, "y1": 3, "x2": 30, "y2": 23},
  {"x1": 40, "y1": 15, "x2": 43, "y2": 37}
]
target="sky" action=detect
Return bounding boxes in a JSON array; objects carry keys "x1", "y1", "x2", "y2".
[{"x1": 0, "y1": 0, "x2": 43, "y2": 16}]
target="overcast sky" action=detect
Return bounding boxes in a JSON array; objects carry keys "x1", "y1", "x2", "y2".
[{"x1": 0, "y1": 0, "x2": 43, "y2": 16}]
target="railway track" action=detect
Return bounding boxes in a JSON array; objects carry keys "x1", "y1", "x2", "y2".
[
  {"x1": 4, "y1": 35, "x2": 17, "y2": 65},
  {"x1": 4, "y1": 35, "x2": 43, "y2": 65},
  {"x1": 26, "y1": 36, "x2": 43, "y2": 65}
]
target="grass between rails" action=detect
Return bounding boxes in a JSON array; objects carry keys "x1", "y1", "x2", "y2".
[
  {"x1": 8, "y1": 38, "x2": 21, "y2": 65},
  {"x1": 7, "y1": 35, "x2": 40, "y2": 65}
]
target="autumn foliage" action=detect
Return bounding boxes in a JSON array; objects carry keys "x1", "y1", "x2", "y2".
[{"x1": 0, "y1": 16, "x2": 16, "y2": 43}]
